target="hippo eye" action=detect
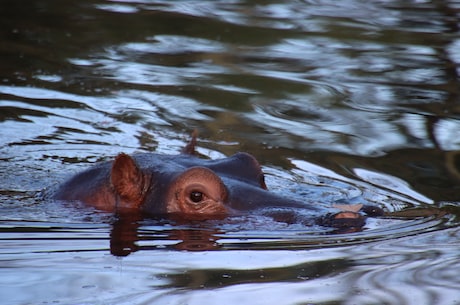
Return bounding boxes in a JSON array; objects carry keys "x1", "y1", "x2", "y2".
[{"x1": 189, "y1": 191, "x2": 204, "y2": 203}]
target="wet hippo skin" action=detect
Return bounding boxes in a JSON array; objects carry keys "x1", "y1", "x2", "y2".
[{"x1": 53, "y1": 133, "x2": 383, "y2": 229}]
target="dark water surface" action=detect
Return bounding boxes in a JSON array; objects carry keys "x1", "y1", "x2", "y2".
[{"x1": 1, "y1": 1, "x2": 460, "y2": 304}]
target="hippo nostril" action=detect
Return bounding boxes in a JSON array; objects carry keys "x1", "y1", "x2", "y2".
[{"x1": 190, "y1": 191, "x2": 204, "y2": 203}]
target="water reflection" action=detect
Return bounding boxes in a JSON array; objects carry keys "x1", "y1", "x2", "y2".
[
  {"x1": 109, "y1": 214, "x2": 223, "y2": 256},
  {"x1": 343, "y1": 227, "x2": 460, "y2": 305},
  {"x1": 2, "y1": 219, "x2": 458, "y2": 305},
  {"x1": 2, "y1": 0, "x2": 460, "y2": 304},
  {"x1": 306, "y1": 148, "x2": 460, "y2": 202},
  {"x1": 104, "y1": 204, "x2": 455, "y2": 257}
]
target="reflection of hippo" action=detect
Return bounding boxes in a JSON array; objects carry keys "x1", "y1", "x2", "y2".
[{"x1": 53, "y1": 133, "x2": 382, "y2": 230}]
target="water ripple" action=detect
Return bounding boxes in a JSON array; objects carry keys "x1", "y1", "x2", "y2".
[
  {"x1": 344, "y1": 227, "x2": 460, "y2": 305},
  {"x1": 1, "y1": 1, "x2": 460, "y2": 304}
]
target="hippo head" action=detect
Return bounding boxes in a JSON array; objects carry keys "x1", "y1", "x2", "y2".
[
  {"x1": 53, "y1": 134, "x2": 382, "y2": 229},
  {"x1": 109, "y1": 151, "x2": 275, "y2": 219}
]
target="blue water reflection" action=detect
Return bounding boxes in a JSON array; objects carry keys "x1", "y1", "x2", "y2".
[{"x1": 1, "y1": 0, "x2": 460, "y2": 304}]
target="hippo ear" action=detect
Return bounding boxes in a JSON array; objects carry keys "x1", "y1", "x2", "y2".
[
  {"x1": 111, "y1": 153, "x2": 146, "y2": 208},
  {"x1": 181, "y1": 129, "x2": 198, "y2": 155}
]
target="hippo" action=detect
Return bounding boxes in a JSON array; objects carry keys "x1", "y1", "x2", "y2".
[{"x1": 53, "y1": 133, "x2": 383, "y2": 230}]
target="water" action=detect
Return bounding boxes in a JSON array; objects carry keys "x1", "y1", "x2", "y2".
[{"x1": 1, "y1": 0, "x2": 460, "y2": 304}]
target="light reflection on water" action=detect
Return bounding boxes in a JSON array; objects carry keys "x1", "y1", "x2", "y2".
[
  {"x1": 1, "y1": 0, "x2": 460, "y2": 304},
  {"x1": 2, "y1": 222, "x2": 458, "y2": 305}
]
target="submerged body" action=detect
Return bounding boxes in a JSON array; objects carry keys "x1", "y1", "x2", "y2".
[{"x1": 53, "y1": 135, "x2": 382, "y2": 229}]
